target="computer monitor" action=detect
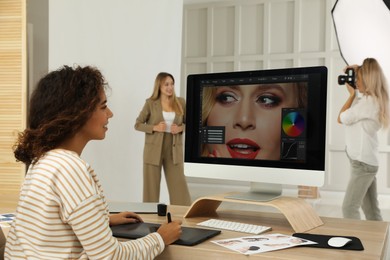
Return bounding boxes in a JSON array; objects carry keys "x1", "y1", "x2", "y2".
[{"x1": 184, "y1": 66, "x2": 327, "y2": 202}]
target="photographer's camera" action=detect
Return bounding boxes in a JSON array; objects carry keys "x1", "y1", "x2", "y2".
[{"x1": 338, "y1": 68, "x2": 356, "y2": 88}]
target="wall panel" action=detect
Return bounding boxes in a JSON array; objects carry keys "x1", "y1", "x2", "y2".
[
  {"x1": 269, "y1": 1, "x2": 294, "y2": 54},
  {"x1": 0, "y1": 0, "x2": 27, "y2": 208},
  {"x1": 239, "y1": 60, "x2": 263, "y2": 71},
  {"x1": 299, "y1": 0, "x2": 326, "y2": 52},
  {"x1": 239, "y1": 4, "x2": 264, "y2": 55},
  {"x1": 212, "y1": 6, "x2": 235, "y2": 56},
  {"x1": 185, "y1": 8, "x2": 208, "y2": 57},
  {"x1": 212, "y1": 61, "x2": 234, "y2": 72},
  {"x1": 299, "y1": 58, "x2": 325, "y2": 66},
  {"x1": 186, "y1": 62, "x2": 207, "y2": 75}
]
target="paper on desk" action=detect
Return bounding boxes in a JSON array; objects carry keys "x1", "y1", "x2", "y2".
[{"x1": 211, "y1": 233, "x2": 317, "y2": 255}]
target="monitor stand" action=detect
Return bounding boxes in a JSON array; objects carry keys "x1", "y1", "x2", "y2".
[
  {"x1": 224, "y1": 182, "x2": 282, "y2": 202},
  {"x1": 184, "y1": 190, "x2": 323, "y2": 233}
]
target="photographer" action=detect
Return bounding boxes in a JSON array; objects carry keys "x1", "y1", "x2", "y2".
[{"x1": 337, "y1": 58, "x2": 389, "y2": 220}]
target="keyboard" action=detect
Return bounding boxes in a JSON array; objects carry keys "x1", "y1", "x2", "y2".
[{"x1": 196, "y1": 219, "x2": 271, "y2": 235}]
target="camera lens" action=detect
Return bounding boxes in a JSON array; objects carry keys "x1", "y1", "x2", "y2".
[{"x1": 338, "y1": 75, "x2": 346, "y2": 85}]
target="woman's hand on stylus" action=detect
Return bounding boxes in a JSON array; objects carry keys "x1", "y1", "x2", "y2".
[
  {"x1": 157, "y1": 220, "x2": 182, "y2": 245},
  {"x1": 153, "y1": 121, "x2": 166, "y2": 132},
  {"x1": 109, "y1": 211, "x2": 143, "y2": 226}
]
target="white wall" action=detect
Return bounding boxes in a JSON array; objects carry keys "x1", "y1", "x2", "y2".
[
  {"x1": 49, "y1": 0, "x2": 184, "y2": 203},
  {"x1": 27, "y1": 0, "x2": 48, "y2": 95}
]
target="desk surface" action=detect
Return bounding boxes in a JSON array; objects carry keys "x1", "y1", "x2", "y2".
[
  {"x1": 2, "y1": 205, "x2": 388, "y2": 259},
  {"x1": 139, "y1": 205, "x2": 388, "y2": 260}
]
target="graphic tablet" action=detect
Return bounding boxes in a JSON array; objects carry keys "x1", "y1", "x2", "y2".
[{"x1": 111, "y1": 222, "x2": 221, "y2": 246}]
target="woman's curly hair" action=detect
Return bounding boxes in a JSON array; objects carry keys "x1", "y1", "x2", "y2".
[{"x1": 14, "y1": 65, "x2": 106, "y2": 165}]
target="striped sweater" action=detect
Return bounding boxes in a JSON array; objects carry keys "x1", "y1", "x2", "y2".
[{"x1": 4, "y1": 149, "x2": 164, "y2": 259}]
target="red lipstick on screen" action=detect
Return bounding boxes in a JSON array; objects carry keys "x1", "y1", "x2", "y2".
[{"x1": 226, "y1": 138, "x2": 260, "y2": 159}]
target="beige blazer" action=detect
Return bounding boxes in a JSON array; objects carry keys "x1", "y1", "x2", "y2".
[{"x1": 135, "y1": 97, "x2": 185, "y2": 166}]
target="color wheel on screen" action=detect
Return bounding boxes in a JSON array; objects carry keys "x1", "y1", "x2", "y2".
[{"x1": 282, "y1": 112, "x2": 305, "y2": 137}]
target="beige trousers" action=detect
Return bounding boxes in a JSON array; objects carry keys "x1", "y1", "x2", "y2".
[{"x1": 143, "y1": 133, "x2": 191, "y2": 206}]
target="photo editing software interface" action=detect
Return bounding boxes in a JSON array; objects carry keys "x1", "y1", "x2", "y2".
[{"x1": 200, "y1": 74, "x2": 309, "y2": 164}]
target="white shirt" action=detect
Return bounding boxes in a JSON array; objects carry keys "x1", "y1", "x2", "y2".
[
  {"x1": 162, "y1": 111, "x2": 175, "y2": 133},
  {"x1": 339, "y1": 95, "x2": 380, "y2": 166}
]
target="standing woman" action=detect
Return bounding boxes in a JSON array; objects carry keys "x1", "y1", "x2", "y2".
[
  {"x1": 338, "y1": 58, "x2": 389, "y2": 220},
  {"x1": 5, "y1": 66, "x2": 182, "y2": 259},
  {"x1": 135, "y1": 72, "x2": 191, "y2": 206}
]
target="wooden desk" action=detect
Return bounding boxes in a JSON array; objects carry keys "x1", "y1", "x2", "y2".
[
  {"x1": 138, "y1": 205, "x2": 389, "y2": 260},
  {"x1": 2, "y1": 205, "x2": 388, "y2": 259}
]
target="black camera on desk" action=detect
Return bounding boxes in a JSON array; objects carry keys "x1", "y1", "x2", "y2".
[{"x1": 338, "y1": 68, "x2": 356, "y2": 88}]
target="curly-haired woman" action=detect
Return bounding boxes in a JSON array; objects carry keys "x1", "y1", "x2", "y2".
[{"x1": 5, "y1": 65, "x2": 182, "y2": 259}]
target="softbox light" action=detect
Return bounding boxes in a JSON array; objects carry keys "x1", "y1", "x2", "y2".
[
  {"x1": 384, "y1": 0, "x2": 390, "y2": 10},
  {"x1": 332, "y1": 0, "x2": 390, "y2": 82}
]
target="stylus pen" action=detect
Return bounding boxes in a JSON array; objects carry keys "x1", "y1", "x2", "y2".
[{"x1": 167, "y1": 212, "x2": 172, "y2": 223}]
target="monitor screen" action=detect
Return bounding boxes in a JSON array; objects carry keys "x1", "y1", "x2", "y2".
[{"x1": 184, "y1": 66, "x2": 327, "y2": 201}]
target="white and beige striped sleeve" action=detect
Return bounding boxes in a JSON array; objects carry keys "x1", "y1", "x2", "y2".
[
  {"x1": 59, "y1": 153, "x2": 165, "y2": 259},
  {"x1": 67, "y1": 195, "x2": 165, "y2": 259}
]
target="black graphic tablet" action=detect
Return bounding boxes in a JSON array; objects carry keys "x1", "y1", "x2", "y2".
[{"x1": 111, "y1": 222, "x2": 221, "y2": 246}]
